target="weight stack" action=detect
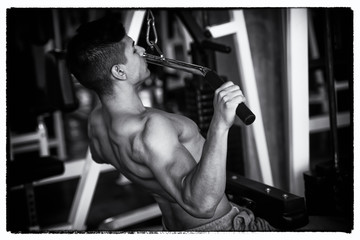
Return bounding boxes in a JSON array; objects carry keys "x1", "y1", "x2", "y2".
[{"x1": 184, "y1": 77, "x2": 214, "y2": 136}]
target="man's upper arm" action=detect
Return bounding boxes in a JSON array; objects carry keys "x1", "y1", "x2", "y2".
[{"x1": 139, "y1": 115, "x2": 197, "y2": 209}]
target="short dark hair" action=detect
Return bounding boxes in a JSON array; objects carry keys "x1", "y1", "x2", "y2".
[{"x1": 67, "y1": 14, "x2": 127, "y2": 97}]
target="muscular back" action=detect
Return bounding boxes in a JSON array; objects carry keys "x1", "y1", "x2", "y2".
[{"x1": 88, "y1": 105, "x2": 204, "y2": 198}]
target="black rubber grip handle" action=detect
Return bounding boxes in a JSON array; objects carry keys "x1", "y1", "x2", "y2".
[
  {"x1": 236, "y1": 103, "x2": 256, "y2": 125},
  {"x1": 204, "y1": 70, "x2": 256, "y2": 125}
]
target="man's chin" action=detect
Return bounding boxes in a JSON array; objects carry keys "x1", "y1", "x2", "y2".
[
  {"x1": 139, "y1": 72, "x2": 151, "y2": 84},
  {"x1": 144, "y1": 69, "x2": 151, "y2": 79}
]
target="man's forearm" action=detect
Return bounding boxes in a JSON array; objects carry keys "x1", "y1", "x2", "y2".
[{"x1": 182, "y1": 118, "x2": 229, "y2": 216}]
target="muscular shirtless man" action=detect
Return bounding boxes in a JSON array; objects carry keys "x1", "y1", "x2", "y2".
[{"x1": 67, "y1": 14, "x2": 274, "y2": 231}]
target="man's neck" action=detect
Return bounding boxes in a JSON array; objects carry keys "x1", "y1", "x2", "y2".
[{"x1": 100, "y1": 83, "x2": 146, "y2": 115}]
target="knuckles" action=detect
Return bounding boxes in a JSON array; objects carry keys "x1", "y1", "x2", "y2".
[{"x1": 214, "y1": 82, "x2": 244, "y2": 108}]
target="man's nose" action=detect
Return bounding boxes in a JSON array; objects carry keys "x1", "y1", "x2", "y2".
[{"x1": 136, "y1": 46, "x2": 146, "y2": 56}]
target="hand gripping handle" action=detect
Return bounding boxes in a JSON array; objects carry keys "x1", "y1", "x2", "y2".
[{"x1": 204, "y1": 70, "x2": 256, "y2": 125}]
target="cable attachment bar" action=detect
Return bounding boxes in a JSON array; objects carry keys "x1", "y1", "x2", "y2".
[{"x1": 142, "y1": 53, "x2": 211, "y2": 76}]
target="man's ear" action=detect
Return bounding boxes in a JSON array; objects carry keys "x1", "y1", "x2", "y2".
[{"x1": 111, "y1": 64, "x2": 127, "y2": 80}]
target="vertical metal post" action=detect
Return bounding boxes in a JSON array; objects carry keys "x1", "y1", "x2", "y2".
[
  {"x1": 125, "y1": 10, "x2": 146, "y2": 42},
  {"x1": 52, "y1": 9, "x2": 67, "y2": 159},
  {"x1": 324, "y1": 9, "x2": 339, "y2": 173},
  {"x1": 53, "y1": 110, "x2": 66, "y2": 159},
  {"x1": 285, "y1": 9, "x2": 309, "y2": 196},
  {"x1": 67, "y1": 150, "x2": 101, "y2": 230}
]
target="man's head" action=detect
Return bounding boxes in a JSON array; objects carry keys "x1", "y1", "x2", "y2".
[{"x1": 67, "y1": 14, "x2": 149, "y2": 97}]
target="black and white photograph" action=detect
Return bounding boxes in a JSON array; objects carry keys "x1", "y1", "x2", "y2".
[{"x1": 3, "y1": 1, "x2": 357, "y2": 238}]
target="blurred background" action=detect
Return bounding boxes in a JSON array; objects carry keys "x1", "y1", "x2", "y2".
[{"x1": 6, "y1": 8, "x2": 353, "y2": 232}]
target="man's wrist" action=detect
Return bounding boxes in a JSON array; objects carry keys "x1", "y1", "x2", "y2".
[{"x1": 208, "y1": 118, "x2": 229, "y2": 136}]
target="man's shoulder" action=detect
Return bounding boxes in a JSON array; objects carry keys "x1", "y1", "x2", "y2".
[
  {"x1": 124, "y1": 112, "x2": 176, "y2": 163},
  {"x1": 136, "y1": 112, "x2": 177, "y2": 148},
  {"x1": 141, "y1": 112, "x2": 175, "y2": 137},
  {"x1": 144, "y1": 111, "x2": 171, "y2": 127},
  {"x1": 132, "y1": 112, "x2": 179, "y2": 166}
]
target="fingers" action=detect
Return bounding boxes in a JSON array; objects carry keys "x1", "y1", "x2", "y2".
[
  {"x1": 212, "y1": 81, "x2": 245, "y2": 129},
  {"x1": 215, "y1": 81, "x2": 246, "y2": 104},
  {"x1": 224, "y1": 93, "x2": 245, "y2": 105},
  {"x1": 214, "y1": 81, "x2": 234, "y2": 93}
]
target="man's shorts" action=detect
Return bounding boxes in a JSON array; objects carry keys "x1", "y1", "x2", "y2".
[{"x1": 163, "y1": 203, "x2": 276, "y2": 231}]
